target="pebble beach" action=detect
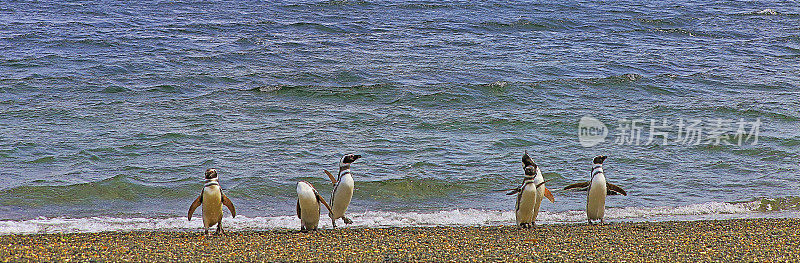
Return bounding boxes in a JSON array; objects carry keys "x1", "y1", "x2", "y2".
[
  {"x1": 2, "y1": 218, "x2": 798, "y2": 262},
  {"x1": 3, "y1": 1, "x2": 800, "y2": 261}
]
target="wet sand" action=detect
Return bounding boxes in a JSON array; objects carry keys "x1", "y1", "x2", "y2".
[{"x1": 1, "y1": 218, "x2": 798, "y2": 262}]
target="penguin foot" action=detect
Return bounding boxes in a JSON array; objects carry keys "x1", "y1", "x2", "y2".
[
  {"x1": 343, "y1": 216, "x2": 353, "y2": 224},
  {"x1": 216, "y1": 223, "x2": 224, "y2": 235}
]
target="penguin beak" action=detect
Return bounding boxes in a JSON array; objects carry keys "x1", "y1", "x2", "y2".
[{"x1": 522, "y1": 151, "x2": 535, "y2": 167}]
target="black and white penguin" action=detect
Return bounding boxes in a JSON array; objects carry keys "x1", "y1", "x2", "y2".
[
  {"x1": 188, "y1": 168, "x2": 236, "y2": 236},
  {"x1": 563, "y1": 156, "x2": 627, "y2": 224},
  {"x1": 296, "y1": 181, "x2": 332, "y2": 231},
  {"x1": 506, "y1": 152, "x2": 554, "y2": 228},
  {"x1": 326, "y1": 154, "x2": 361, "y2": 228},
  {"x1": 522, "y1": 151, "x2": 555, "y2": 223}
]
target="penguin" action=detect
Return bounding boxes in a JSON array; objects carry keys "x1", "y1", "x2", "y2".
[
  {"x1": 296, "y1": 181, "x2": 333, "y2": 231},
  {"x1": 503, "y1": 152, "x2": 554, "y2": 228},
  {"x1": 563, "y1": 156, "x2": 627, "y2": 225},
  {"x1": 522, "y1": 151, "x2": 555, "y2": 223},
  {"x1": 324, "y1": 153, "x2": 361, "y2": 228},
  {"x1": 187, "y1": 168, "x2": 236, "y2": 236}
]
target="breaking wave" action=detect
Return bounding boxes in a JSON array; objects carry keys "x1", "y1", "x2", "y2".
[{"x1": 0, "y1": 201, "x2": 777, "y2": 235}]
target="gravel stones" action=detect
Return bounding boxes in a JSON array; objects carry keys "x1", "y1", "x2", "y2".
[{"x1": 1, "y1": 218, "x2": 798, "y2": 262}]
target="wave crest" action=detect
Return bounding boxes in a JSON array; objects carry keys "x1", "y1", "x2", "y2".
[{"x1": 0, "y1": 201, "x2": 769, "y2": 235}]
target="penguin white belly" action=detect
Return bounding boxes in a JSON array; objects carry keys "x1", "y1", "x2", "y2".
[
  {"x1": 331, "y1": 174, "x2": 354, "y2": 219},
  {"x1": 202, "y1": 185, "x2": 223, "y2": 228},
  {"x1": 515, "y1": 184, "x2": 537, "y2": 225},
  {"x1": 297, "y1": 185, "x2": 321, "y2": 229},
  {"x1": 586, "y1": 175, "x2": 607, "y2": 220}
]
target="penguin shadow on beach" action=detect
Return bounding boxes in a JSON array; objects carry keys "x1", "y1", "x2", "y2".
[
  {"x1": 563, "y1": 155, "x2": 627, "y2": 225},
  {"x1": 499, "y1": 151, "x2": 555, "y2": 229},
  {"x1": 188, "y1": 168, "x2": 237, "y2": 236}
]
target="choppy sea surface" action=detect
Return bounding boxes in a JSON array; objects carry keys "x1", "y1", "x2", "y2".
[{"x1": 1, "y1": 0, "x2": 799, "y2": 234}]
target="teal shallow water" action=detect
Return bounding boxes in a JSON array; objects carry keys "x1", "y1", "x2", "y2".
[{"x1": 1, "y1": 0, "x2": 799, "y2": 232}]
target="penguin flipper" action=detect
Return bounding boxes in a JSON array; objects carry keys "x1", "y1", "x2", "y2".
[
  {"x1": 324, "y1": 170, "x2": 337, "y2": 185},
  {"x1": 188, "y1": 194, "x2": 203, "y2": 221},
  {"x1": 535, "y1": 179, "x2": 553, "y2": 189},
  {"x1": 222, "y1": 194, "x2": 236, "y2": 217},
  {"x1": 296, "y1": 200, "x2": 302, "y2": 219},
  {"x1": 563, "y1": 181, "x2": 590, "y2": 191},
  {"x1": 606, "y1": 183, "x2": 627, "y2": 196},
  {"x1": 501, "y1": 188, "x2": 520, "y2": 195},
  {"x1": 316, "y1": 192, "x2": 333, "y2": 213},
  {"x1": 544, "y1": 187, "x2": 555, "y2": 203}
]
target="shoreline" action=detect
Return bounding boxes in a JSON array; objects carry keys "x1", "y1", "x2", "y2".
[{"x1": 2, "y1": 218, "x2": 798, "y2": 262}]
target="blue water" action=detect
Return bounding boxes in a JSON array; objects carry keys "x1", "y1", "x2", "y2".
[{"x1": 1, "y1": 0, "x2": 799, "y2": 233}]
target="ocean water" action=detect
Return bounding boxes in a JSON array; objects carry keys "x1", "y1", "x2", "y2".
[{"x1": 1, "y1": 0, "x2": 799, "y2": 234}]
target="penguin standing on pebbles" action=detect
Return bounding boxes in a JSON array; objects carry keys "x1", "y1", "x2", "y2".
[
  {"x1": 522, "y1": 151, "x2": 555, "y2": 224},
  {"x1": 296, "y1": 181, "x2": 333, "y2": 231},
  {"x1": 504, "y1": 152, "x2": 554, "y2": 228},
  {"x1": 324, "y1": 154, "x2": 361, "y2": 228},
  {"x1": 564, "y1": 155, "x2": 627, "y2": 225},
  {"x1": 188, "y1": 168, "x2": 236, "y2": 236}
]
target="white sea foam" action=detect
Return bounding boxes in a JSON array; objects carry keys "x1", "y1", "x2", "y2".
[
  {"x1": 755, "y1": 8, "x2": 779, "y2": 15},
  {"x1": 0, "y1": 201, "x2": 774, "y2": 235}
]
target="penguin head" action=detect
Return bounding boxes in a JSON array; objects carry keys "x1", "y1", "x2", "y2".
[
  {"x1": 592, "y1": 155, "x2": 607, "y2": 164},
  {"x1": 524, "y1": 166, "x2": 536, "y2": 176},
  {"x1": 298, "y1": 181, "x2": 315, "y2": 191},
  {"x1": 521, "y1": 151, "x2": 536, "y2": 167},
  {"x1": 205, "y1": 168, "x2": 218, "y2": 179},
  {"x1": 340, "y1": 154, "x2": 361, "y2": 167},
  {"x1": 297, "y1": 181, "x2": 320, "y2": 196}
]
